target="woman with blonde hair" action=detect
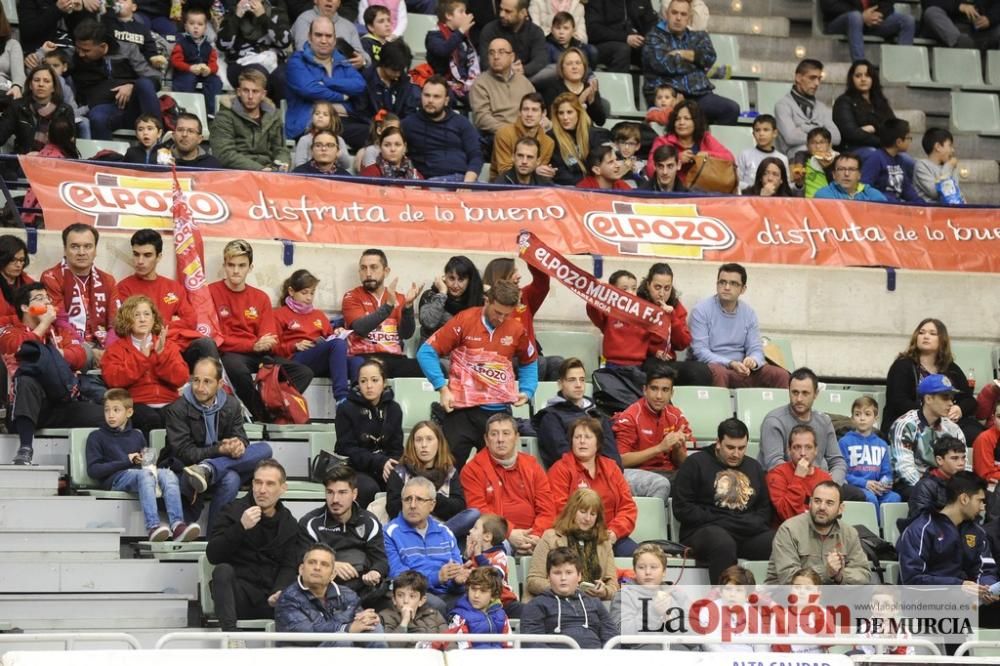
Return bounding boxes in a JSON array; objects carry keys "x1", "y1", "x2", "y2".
[
  {"x1": 547, "y1": 92, "x2": 610, "y2": 185},
  {"x1": 525, "y1": 487, "x2": 618, "y2": 601}
]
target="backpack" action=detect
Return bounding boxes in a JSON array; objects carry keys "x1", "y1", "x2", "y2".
[
  {"x1": 159, "y1": 94, "x2": 184, "y2": 132},
  {"x1": 255, "y1": 359, "x2": 310, "y2": 424},
  {"x1": 591, "y1": 366, "x2": 645, "y2": 419},
  {"x1": 854, "y1": 523, "x2": 897, "y2": 583}
]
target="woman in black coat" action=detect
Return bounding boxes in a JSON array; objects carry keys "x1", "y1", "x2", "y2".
[
  {"x1": 547, "y1": 92, "x2": 611, "y2": 186},
  {"x1": 334, "y1": 358, "x2": 404, "y2": 509},
  {"x1": 0, "y1": 64, "x2": 75, "y2": 154},
  {"x1": 832, "y1": 59, "x2": 897, "y2": 160}
]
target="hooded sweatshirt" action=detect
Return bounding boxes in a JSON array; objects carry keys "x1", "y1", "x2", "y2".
[
  {"x1": 520, "y1": 588, "x2": 617, "y2": 648},
  {"x1": 334, "y1": 385, "x2": 404, "y2": 479},
  {"x1": 85, "y1": 422, "x2": 149, "y2": 489},
  {"x1": 440, "y1": 596, "x2": 512, "y2": 648},
  {"x1": 532, "y1": 393, "x2": 622, "y2": 469}
]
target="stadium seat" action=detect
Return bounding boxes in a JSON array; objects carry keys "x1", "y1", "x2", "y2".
[
  {"x1": 392, "y1": 377, "x2": 439, "y2": 432},
  {"x1": 520, "y1": 436, "x2": 540, "y2": 460},
  {"x1": 739, "y1": 559, "x2": 769, "y2": 584},
  {"x1": 671, "y1": 386, "x2": 733, "y2": 445},
  {"x1": 763, "y1": 335, "x2": 795, "y2": 370},
  {"x1": 163, "y1": 91, "x2": 211, "y2": 139},
  {"x1": 962, "y1": 628, "x2": 1000, "y2": 656},
  {"x1": 198, "y1": 554, "x2": 274, "y2": 629},
  {"x1": 535, "y1": 331, "x2": 601, "y2": 369},
  {"x1": 841, "y1": 500, "x2": 879, "y2": 536},
  {"x1": 754, "y1": 80, "x2": 790, "y2": 116},
  {"x1": 2, "y1": 0, "x2": 16, "y2": 24},
  {"x1": 744, "y1": 439, "x2": 760, "y2": 462},
  {"x1": 950, "y1": 92, "x2": 1000, "y2": 134},
  {"x1": 880, "y1": 502, "x2": 907, "y2": 544},
  {"x1": 77, "y1": 139, "x2": 131, "y2": 160},
  {"x1": 710, "y1": 80, "x2": 750, "y2": 116},
  {"x1": 506, "y1": 556, "x2": 521, "y2": 598},
  {"x1": 479, "y1": 162, "x2": 491, "y2": 183},
  {"x1": 667, "y1": 497, "x2": 679, "y2": 541},
  {"x1": 709, "y1": 34, "x2": 740, "y2": 73},
  {"x1": 814, "y1": 389, "x2": 870, "y2": 418},
  {"x1": 632, "y1": 496, "x2": 669, "y2": 542},
  {"x1": 69, "y1": 427, "x2": 166, "y2": 498},
  {"x1": 987, "y1": 50, "x2": 1000, "y2": 87},
  {"x1": 933, "y1": 48, "x2": 984, "y2": 88},
  {"x1": 734, "y1": 388, "x2": 784, "y2": 441},
  {"x1": 951, "y1": 341, "x2": 997, "y2": 393},
  {"x1": 403, "y1": 13, "x2": 436, "y2": 61},
  {"x1": 709, "y1": 124, "x2": 755, "y2": 157},
  {"x1": 879, "y1": 45, "x2": 933, "y2": 85},
  {"x1": 595, "y1": 72, "x2": 644, "y2": 119}
]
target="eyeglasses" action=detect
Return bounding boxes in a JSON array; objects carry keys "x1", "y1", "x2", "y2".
[
  {"x1": 9, "y1": 256, "x2": 26, "y2": 264},
  {"x1": 401, "y1": 495, "x2": 434, "y2": 505},
  {"x1": 834, "y1": 167, "x2": 859, "y2": 174},
  {"x1": 28, "y1": 294, "x2": 49, "y2": 303},
  {"x1": 717, "y1": 279, "x2": 743, "y2": 288}
]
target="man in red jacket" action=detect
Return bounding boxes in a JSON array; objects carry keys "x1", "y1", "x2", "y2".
[
  {"x1": 208, "y1": 240, "x2": 313, "y2": 421},
  {"x1": 117, "y1": 228, "x2": 220, "y2": 369},
  {"x1": 766, "y1": 424, "x2": 832, "y2": 524},
  {"x1": 341, "y1": 248, "x2": 423, "y2": 378},
  {"x1": 612, "y1": 365, "x2": 693, "y2": 502},
  {"x1": 5, "y1": 283, "x2": 105, "y2": 464},
  {"x1": 461, "y1": 413, "x2": 555, "y2": 554}
]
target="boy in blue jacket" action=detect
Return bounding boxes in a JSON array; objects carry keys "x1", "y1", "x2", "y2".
[
  {"x1": 439, "y1": 567, "x2": 511, "y2": 649},
  {"x1": 898, "y1": 471, "x2": 999, "y2": 592},
  {"x1": 86, "y1": 389, "x2": 199, "y2": 542},
  {"x1": 859, "y1": 118, "x2": 924, "y2": 203},
  {"x1": 839, "y1": 395, "x2": 901, "y2": 515}
]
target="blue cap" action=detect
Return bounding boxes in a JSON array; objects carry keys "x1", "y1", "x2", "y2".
[{"x1": 917, "y1": 374, "x2": 957, "y2": 396}]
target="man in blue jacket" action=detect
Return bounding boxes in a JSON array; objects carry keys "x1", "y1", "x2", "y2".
[
  {"x1": 898, "y1": 471, "x2": 999, "y2": 595},
  {"x1": 814, "y1": 153, "x2": 888, "y2": 201},
  {"x1": 285, "y1": 16, "x2": 366, "y2": 139},
  {"x1": 401, "y1": 75, "x2": 483, "y2": 182}
]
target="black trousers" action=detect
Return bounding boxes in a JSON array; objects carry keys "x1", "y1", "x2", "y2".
[
  {"x1": 442, "y1": 406, "x2": 509, "y2": 471},
  {"x1": 361, "y1": 353, "x2": 424, "y2": 378},
  {"x1": 683, "y1": 524, "x2": 775, "y2": 584},
  {"x1": 220, "y1": 352, "x2": 313, "y2": 421},
  {"x1": 210, "y1": 562, "x2": 274, "y2": 631},
  {"x1": 12, "y1": 375, "x2": 105, "y2": 447}
]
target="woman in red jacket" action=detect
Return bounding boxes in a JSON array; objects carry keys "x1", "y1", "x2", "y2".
[
  {"x1": 645, "y1": 99, "x2": 735, "y2": 190},
  {"x1": 274, "y1": 269, "x2": 351, "y2": 404},
  {"x1": 547, "y1": 416, "x2": 638, "y2": 556},
  {"x1": 101, "y1": 295, "x2": 190, "y2": 436},
  {"x1": 0, "y1": 235, "x2": 32, "y2": 326}
]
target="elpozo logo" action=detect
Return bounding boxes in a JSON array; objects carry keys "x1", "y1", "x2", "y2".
[
  {"x1": 583, "y1": 201, "x2": 736, "y2": 259},
  {"x1": 59, "y1": 172, "x2": 229, "y2": 229}
]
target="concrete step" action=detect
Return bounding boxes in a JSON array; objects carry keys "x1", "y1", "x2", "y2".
[
  {"x1": 0, "y1": 593, "x2": 190, "y2": 630},
  {"x1": 0, "y1": 527, "x2": 123, "y2": 560},
  {"x1": 705, "y1": 0, "x2": 813, "y2": 20},
  {"x1": 958, "y1": 182, "x2": 1000, "y2": 205},
  {"x1": 0, "y1": 560, "x2": 197, "y2": 597},
  {"x1": 0, "y1": 496, "x2": 147, "y2": 536},
  {"x1": 136, "y1": 540, "x2": 208, "y2": 562},
  {"x1": 0, "y1": 434, "x2": 70, "y2": 468},
  {"x1": 711, "y1": 14, "x2": 790, "y2": 37},
  {"x1": 953, "y1": 159, "x2": 1000, "y2": 184},
  {"x1": 0, "y1": 465, "x2": 62, "y2": 497},
  {"x1": 895, "y1": 109, "x2": 926, "y2": 134}
]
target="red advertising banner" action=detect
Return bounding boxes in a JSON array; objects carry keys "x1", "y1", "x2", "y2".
[
  {"x1": 517, "y1": 231, "x2": 668, "y2": 338},
  {"x1": 20, "y1": 156, "x2": 1000, "y2": 273}
]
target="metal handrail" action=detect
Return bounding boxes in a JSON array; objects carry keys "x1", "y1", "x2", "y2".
[
  {"x1": 954, "y1": 640, "x2": 1000, "y2": 656},
  {"x1": 603, "y1": 634, "x2": 942, "y2": 654},
  {"x1": 155, "y1": 631, "x2": 580, "y2": 649},
  {"x1": 0, "y1": 632, "x2": 142, "y2": 650}
]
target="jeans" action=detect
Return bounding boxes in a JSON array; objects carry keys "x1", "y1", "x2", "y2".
[
  {"x1": 194, "y1": 442, "x2": 274, "y2": 529},
  {"x1": 135, "y1": 11, "x2": 179, "y2": 36},
  {"x1": 613, "y1": 536, "x2": 639, "y2": 557},
  {"x1": 624, "y1": 468, "x2": 671, "y2": 503},
  {"x1": 293, "y1": 337, "x2": 351, "y2": 402},
  {"x1": 690, "y1": 92, "x2": 741, "y2": 125},
  {"x1": 445, "y1": 508, "x2": 481, "y2": 540},
  {"x1": 825, "y1": 10, "x2": 916, "y2": 62},
  {"x1": 88, "y1": 78, "x2": 162, "y2": 140},
  {"x1": 859, "y1": 487, "x2": 903, "y2": 522},
  {"x1": 111, "y1": 467, "x2": 185, "y2": 530},
  {"x1": 171, "y1": 71, "x2": 224, "y2": 115}
]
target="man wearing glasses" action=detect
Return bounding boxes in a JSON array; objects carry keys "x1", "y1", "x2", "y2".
[
  {"x1": 689, "y1": 262, "x2": 791, "y2": 389},
  {"x1": 470, "y1": 37, "x2": 536, "y2": 160},
  {"x1": 384, "y1": 476, "x2": 468, "y2": 615},
  {"x1": 172, "y1": 113, "x2": 223, "y2": 168},
  {"x1": 814, "y1": 153, "x2": 887, "y2": 201}
]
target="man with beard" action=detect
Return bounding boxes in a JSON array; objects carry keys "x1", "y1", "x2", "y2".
[
  {"x1": 171, "y1": 113, "x2": 223, "y2": 168},
  {"x1": 299, "y1": 466, "x2": 390, "y2": 607},
  {"x1": 477, "y1": 0, "x2": 549, "y2": 83},
  {"x1": 400, "y1": 76, "x2": 483, "y2": 182},
  {"x1": 341, "y1": 248, "x2": 422, "y2": 378},
  {"x1": 672, "y1": 417, "x2": 774, "y2": 583},
  {"x1": 766, "y1": 480, "x2": 870, "y2": 585}
]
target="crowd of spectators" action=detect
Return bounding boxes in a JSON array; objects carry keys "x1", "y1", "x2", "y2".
[{"x1": 0, "y1": 0, "x2": 986, "y2": 205}]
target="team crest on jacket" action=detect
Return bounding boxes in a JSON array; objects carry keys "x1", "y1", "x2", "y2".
[
  {"x1": 966, "y1": 534, "x2": 977, "y2": 548},
  {"x1": 288, "y1": 320, "x2": 301, "y2": 330},
  {"x1": 218, "y1": 306, "x2": 230, "y2": 318},
  {"x1": 313, "y1": 319, "x2": 324, "y2": 329},
  {"x1": 500, "y1": 335, "x2": 513, "y2": 346},
  {"x1": 245, "y1": 307, "x2": 259, "y2": 320},
  {"x1": 163, "y1": 292, "x2": 179, "y2": 304}
]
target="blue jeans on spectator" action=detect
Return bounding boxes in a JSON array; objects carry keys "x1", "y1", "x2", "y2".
[
  {"x1": 613, "y1": 536, "x2": 639, "y2": 557},
  {"x1": 89, "y1": 78, "x2": 162, "y2": 139},
  {"x1": 136, "y1": 12, "x2": 179, "y2": 36},
  {"x1": 690, "y1": 91, "x2": 740, "y2": 125},
  {"x1": 862, "y1": 488, "x2": 903, "y2": 522},
  {"x1": 825, "y1": 10, "x2": 915, "y2": 63},
  {"x1": 171, "y1": 71, "x2": 224, "y2": 115},
  {"x1": 201, "y1": 442, "x2": 274, "y2": 527},
  {"x1": 293, "y1": 337, "x2": 351, "y2": 403},
  {"x1": 445, "y1": 508, "x2": 480, "y2": 540},
  {"x1": 111, "y1": 467, "x2": 185, "y2": 531}
]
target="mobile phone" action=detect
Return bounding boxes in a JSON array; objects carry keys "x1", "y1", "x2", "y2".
[{"x1": 579, "y1": 581, "x2": 597, "y2": 591}]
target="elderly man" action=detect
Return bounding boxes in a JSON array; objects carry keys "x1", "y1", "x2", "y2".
[
  {"x1": 384, "y1": 476, "x2": 468, "y2": 615},
  {"x1": 471, "y1": 37, "x2": 536, "y2": 137},
  {"x1": 286, "y1": 16, "x2": 366, "y2": 139},
  {"x1": 461, "y1": 413, "x2": 556, "y2": 555},
  {"x1": 642, "y1": 0, "x2": 738, "y2": 123},
  {"x1": 206, "y1": 460, "x2": 301, "y2": 637},
  {"x1": 292, "y1": 0, "x2": 368, "y2": 63},
  {"x1": 766, "y1": 481, "x2": 871, "y2": 585}
]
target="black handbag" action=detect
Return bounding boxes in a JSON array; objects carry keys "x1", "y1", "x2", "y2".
[{"x1": 308, "y1": 449, "x2": 348, "y2": 484}]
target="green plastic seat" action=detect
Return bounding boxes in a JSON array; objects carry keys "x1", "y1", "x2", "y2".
[
  {"x1": 739, "y1": 559, "x2": 770, "y2": 585},
  {"x1": 813, "y1": 389, "x2": 872, "y2": 418},
  {"x1": 162, "y1": 91, "x2": 211, "y2": 139},
  {"x1": 70, "y1": 427, "x2": 166, "y2": 498},
  {"x1": 880, "y1": 502, "x2": 908, "y2": 545},
  {"x1": 519, "y1": 436, "x2": 540, "y2": 461},
  {"x1": 77, "y1": 139, "x2": 131, "y2": 160},
  {"x1": 506, "y1": 556, "x2": 522, "y2": 599},
  {"x1": 198, "y1": 553, "x2": 216, "y2": 617},
  {"x1": 754, "y1": 80, "x2": 791, "y2": 116},
  {"x1": 671, "y1": 386, "x2": 733, "y2": 445},
  {"x1": 841, "y1": 500, "x2": 879, "y2": 536},
  {"x1": 710, "y1": 34, "x2": 739, "y2": 70},
  {"x1": 879, "y1": 45, "x2": 933, "y2": 85},
  {"x1": 762, "y1": 336, "x2": 795, "y2": 370},
  {"x1": 934, "y1": 48, "x2": 984, "y2": 87},
  {"x1": 391, "y1": 377, "x2": 439, "y2": 432},
  {"x1": 951, "y1": 342, "x2": 997, "y2": 394},
  {"x1": 631, "y1": 496, "x2": 669, "y2": 542},
  {"x1": 711, "y1": 80, "x2": 750, "y2": 115},
  {"x1": 709, "y1": 124, "x2": 755, "y2": 158},
  {"x1": 988, "y1": 50, "x2": 1000, "y2": 86},
  {"x1": 950, "y1": 92, "x2": 1000, "y2": 134},
  {"x1": 594, "y1": 72, "x2": 644, "y2": 118},
  {"x1": 402, "y1": 13, "x2": 436, "y2": 61},
  {"x1": 535, "y1": 331, "x2": 601, "y2": 370},
  {"x1": 734, "y1": 388, "x2": 784, "y2": 442}
]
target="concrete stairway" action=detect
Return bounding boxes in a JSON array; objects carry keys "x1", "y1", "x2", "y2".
[{"x1": 0, "y1": 466, "x2": 62, "y2": 497}]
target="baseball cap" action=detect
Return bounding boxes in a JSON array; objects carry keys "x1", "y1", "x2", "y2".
[{"x1": 917, "y1": 374, "x2": 956, "y2": 396}]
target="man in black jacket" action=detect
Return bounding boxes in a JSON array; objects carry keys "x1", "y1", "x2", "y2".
[
  {"x1": 585, "y1": 0, "x2": 657, "y2": 72},
  {"x1": 300, "y1": 465, "x2": 391, "y2": 608},
  {"x1": 161, "y1": 357, "x2": 273, "y2": 529},
  {"x1": 477, "y1": 0, "x2": 550, "y2": 83},
  {"x1": 672, "y1": 417, "x2": 774, "y2": 582},
  {"x1": 206, "y1": 458, "x2": 301, "y2": 633},
  {"x1": 920, "y1": 0, "x2": 1000, "y2": 48},
  {"x1": 902, "y1": 435, "x2": 967, "y2": 529}
]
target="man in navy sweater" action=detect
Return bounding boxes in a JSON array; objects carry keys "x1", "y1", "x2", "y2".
[{"x1": 401, "y1": 75, "x2": 483, "y2": 182}]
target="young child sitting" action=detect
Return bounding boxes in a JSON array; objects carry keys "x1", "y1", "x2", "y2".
[
  {"x1": 703, "y1": 565, "x2": 763, "y2": 653},
  {"x1": 43, "y1": 50, "x2": 90, "y2": 139},
  {"x1": 913, "y1": 127, "x2": 964, "y2": 204},
  {"x1": 102, "y1": 0, "x2": 166, "y2": 69},
  {"x1": 425, "y1": 0, "x2": 480, "y2": 102},
  {"x1": 170, "y1": 7, "x2": 224, "y2": 115},
  {"x1": 839, "y1": 396, "x2": 902, "y2": 515},
  {"x1": 440, "y1": 567, "x2": 512, "y2": 649},
  {"x1": 545, "y1": 13, "x2": 596, "y2": 67},
  {"x1": 465, "y1": 513, "x2": 520, "y2": 617},
  {"x1": 378, "y1": 570, "x2": 448, "y2": 645},
  {"x1": 644, "y1": 83, "x2": 681, "y2": 127},
  {"x1": 124, "y1": 114, "x2": 164, "y2": 165},
  {"x1": 85, "y1": 389, "x2": 200, "y2": 542},
  {"x1": 293, "y1": 101, "x2": 352, "y2": 170},
  {"x1": 359, "y1": 0, "x2": 408, "y2": 40},
  {"x1": 736, "y1": 114, "x2": 789, "y2": 192},
  {"x1": 521, "y1": 547, "x2": 616, "y2": 649},
  {"x1": 792, "y1": 127, "x2": 838, "y2": 197},
  {"x1": 576, "y1": 144, "x2": 631, "y2": 190},
  {"x1": 860, "y1": 118, "x2": 924, "y2": 203},
  {"x1": 613, "y1": 122, "x2": 647, "y2": 187},
  {"x1": 361, "y1": 5, "x2": 394, "y2": 63},
  {"x1": 611, "y1": 542, "x2": 668, "y2": 641}
]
